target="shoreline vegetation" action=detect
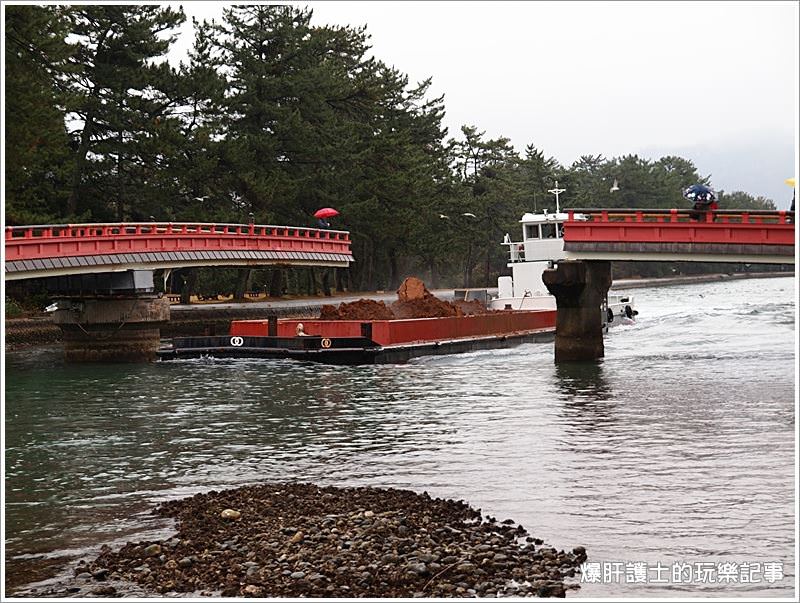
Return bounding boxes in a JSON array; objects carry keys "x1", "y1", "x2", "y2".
[
  {"x1": 9, "y1": 483, "x2": 586, "y2": 598},
  {"x1": 4, "y1": 272, "x2": 794, "y2": 352},
  {"x1": 7, "y1": 5, "x2": 783, "y2": 299}
]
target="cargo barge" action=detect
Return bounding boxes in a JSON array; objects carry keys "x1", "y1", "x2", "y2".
[{"x1": 157, "y1": 310, "x2": 557, "y2": 365}]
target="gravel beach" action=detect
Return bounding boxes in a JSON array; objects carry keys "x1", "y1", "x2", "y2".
[{"x1": 18, "y1": 483, "x2": 586, "y2": 598}]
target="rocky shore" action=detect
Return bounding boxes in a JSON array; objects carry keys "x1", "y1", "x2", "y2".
[{"x1": 17, "y1": 483, "x2": 586, "y2": 598}]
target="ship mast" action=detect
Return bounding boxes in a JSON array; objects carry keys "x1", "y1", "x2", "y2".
[{"x1": 547, "y1": 181, "x2": 566, "y2": 213}]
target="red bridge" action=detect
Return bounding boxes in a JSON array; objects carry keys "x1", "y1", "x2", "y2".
[
  {"x1": 4, "y1": 222, "x2": 353, "y2": 280},
  {"x1": 563, "y1": 208, "x2": 795, "y2": 264},
  {"x1": 4, "y1": 210, "x2": 794, "y2": 282}
]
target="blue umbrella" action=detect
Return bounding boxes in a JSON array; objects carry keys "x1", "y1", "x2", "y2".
[{"x1": 683, "y1": 184, "x2": 716, "y2": 205}]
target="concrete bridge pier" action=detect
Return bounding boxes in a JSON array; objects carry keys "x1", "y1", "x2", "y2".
[
  {"x1": 48, "y1": 271, "x2": 170, "y2": 362},
  {"x1": 542, "y1": 260, "x2": 612, "y2": 362}
]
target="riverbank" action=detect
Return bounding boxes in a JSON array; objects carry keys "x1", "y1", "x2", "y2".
[
  {"x1": 9, "y1": 483, "x2": 586, "y2": 598},
  {"x1": 4, "y1": 271, "x2": 793, "y2": 350}
]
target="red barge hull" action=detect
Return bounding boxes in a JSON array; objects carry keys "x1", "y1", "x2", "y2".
[{"x1": 157, "y1": 310, "x2": 556, "y2": 364}]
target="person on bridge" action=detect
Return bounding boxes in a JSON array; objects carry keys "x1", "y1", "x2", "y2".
[{"x1": 683, "y1": 184, "x2": 718, "y2": 221}]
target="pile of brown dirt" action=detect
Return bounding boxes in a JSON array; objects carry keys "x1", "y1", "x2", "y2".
[
  {"x1": 396, "y1": 277, "x2": 428, "y2": 302},
  {"x1": 319, "y1": 277, "x2": 495, "y2": 321},
  {"x1": 389, "y1": 296, "x2": 461, "y2": 319},
  {"x1": 319, "y1": 299, "x2": 395, "y2": 321},
  {"x1": 454, "y1": 299, "x2": 492, "y2": 315}
]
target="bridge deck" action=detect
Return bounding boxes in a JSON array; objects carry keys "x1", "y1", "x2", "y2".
[{"x1": 563, "y1": 209, "x2": 794, "y2": 264}]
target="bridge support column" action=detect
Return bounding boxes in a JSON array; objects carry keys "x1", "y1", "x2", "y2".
[
  {"x1": 52, "y1": 296, "x2": 170, "y2": 362},
  {"x1": 48, "y1": 271, "x2": 170, "y2": 362},
  {"x1": 542, "y1": 260, "x2": 611, "y2": 362}
]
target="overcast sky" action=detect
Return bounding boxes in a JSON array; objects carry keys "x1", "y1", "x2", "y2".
[{"x1": 169, "y1": 1, "x2": 798, "y2": 208}]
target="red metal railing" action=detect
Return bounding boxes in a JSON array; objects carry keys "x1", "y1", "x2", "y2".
[
  {"x1": 564, "y1": 209, "x2": 795, "y2": 246},
  {"x1": 4, "y1": 222, "x2": 353, "y2": 262}
]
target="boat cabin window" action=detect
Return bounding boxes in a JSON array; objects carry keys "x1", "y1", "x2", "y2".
[
  {"x1": 525, "y1": 224, "x2": 540, "y2": 239},
  {"x1": 541, "y1": 223, "x2": 557, "y2": 239}
]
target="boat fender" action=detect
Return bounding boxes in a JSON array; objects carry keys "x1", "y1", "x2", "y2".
[
  {"x1": 606, "y1": 308, "x2": 614, "y2": 323},
  {"x1": 625, "y1": 305, "x2": 634, "y2": 319}
]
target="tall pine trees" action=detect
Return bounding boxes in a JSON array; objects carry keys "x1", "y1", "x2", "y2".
[
  {"x1": 63, "y1": 4, "x2": 185, "y2": 220},
  {"x1": 4, "y1": 5, "x2": 73, "y2": 224}
]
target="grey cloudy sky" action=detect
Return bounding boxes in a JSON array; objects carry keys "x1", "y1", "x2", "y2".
[{"x1": 170, "y1": 1, "x2": 798, "y2": 208}]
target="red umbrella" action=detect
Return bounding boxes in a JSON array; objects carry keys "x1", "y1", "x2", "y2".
[{"x1": 314, "y1": 207, "x2": 339, "y2": 219}]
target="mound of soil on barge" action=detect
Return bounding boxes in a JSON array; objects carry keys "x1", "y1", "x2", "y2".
[
  {"x1": 319, "y1": 299, "x2": 395, "y2": 321},
  {"x1": 320, "y1": 277, "x2": 493, "y2": 321},
  {"x1": 83, "y1": 483, "x2": 585, "y2": 598}
]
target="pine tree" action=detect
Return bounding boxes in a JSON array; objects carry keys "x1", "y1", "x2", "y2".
[
  {"x1": 62, "y1": 4, "x2": 185, "y2": 220},
  {"x1": 206, "y1": 5, "x2": 383, "y2": 224},
  {"x1": 4, "y1": 5, "x2": 73, "y2": 224}
]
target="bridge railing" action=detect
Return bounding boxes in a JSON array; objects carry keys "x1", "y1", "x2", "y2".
[
  {"x1": 5, "y1": 222, "x2": 351, "y2": 241},
  {"x1": 4, "y1": 221, "x2": 353, "y2": 263},
  {"x1": 563, "y1": 208, "x2": 795, "y2": 247},
  {"x1": 565, "y1": 208, "x2": 793, "y2": 225}
]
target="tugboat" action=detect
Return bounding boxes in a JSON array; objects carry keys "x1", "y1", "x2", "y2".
[{"x1": 487, "y1": 183, "x2": 636, "y2": 328}]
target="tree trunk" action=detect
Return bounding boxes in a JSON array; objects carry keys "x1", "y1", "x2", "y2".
[
  {"x1": 463, "y1": 241, "x2": 473, "y2": 288},
  {"x1": 321, "y1": 269, "x2": 332, "y2": 296},
  {"x1": 358, "y1": 238, "x2": 374, "y2": 291},
  {"x1": 234, "y1": 268, "x2": 251, "y2": 301},
  {"x1": 388, "y1": 248, "x2": 399, "y2": 289},
  {"x1": 269, "y1": 268, "x2": 284, "y2": 297},
  {"x1": 485, "y1": 247, "x2": 492, "y2": 287},
  {"x1": 116, "y1": 126, "x2": 124, "y2": 221},
  {"x1": 428, "y1": 260, "x2": 439, "y2": 289},
  {"x1": 66, "y1": 26, "x2": 113, "y2": 216},
  {"x1": 307, "y1": 268, "x2": 317, "y2": 295},
  {"x1": 340, "y1": 267, "x2": 352, "y2": 292},
  {"x1": 67, "y1": 108, "x2": 96, "y2": 216},
  {"x1": 180, "y1": 269, "x2": 198, "y2": 304}
]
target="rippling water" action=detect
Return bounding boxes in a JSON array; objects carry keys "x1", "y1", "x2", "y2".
[{"x1": 4, "y1": 276, "x2": 796, "y2": 597}]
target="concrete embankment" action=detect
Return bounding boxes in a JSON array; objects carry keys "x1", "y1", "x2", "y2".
[
  {"x1": 4, "y1": 304, "x2": 322, "y2": 350},
  {"x1": 5, "y1": 272, "x2": 792, "y2": 351}
]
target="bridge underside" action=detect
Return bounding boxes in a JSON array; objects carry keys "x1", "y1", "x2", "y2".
[
  {"x1": 565, "y1": 242, "x2": 795, "y2": 265},
  {"x1": 4, "y1": 249, "x2": 354, "y2": 281}
]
